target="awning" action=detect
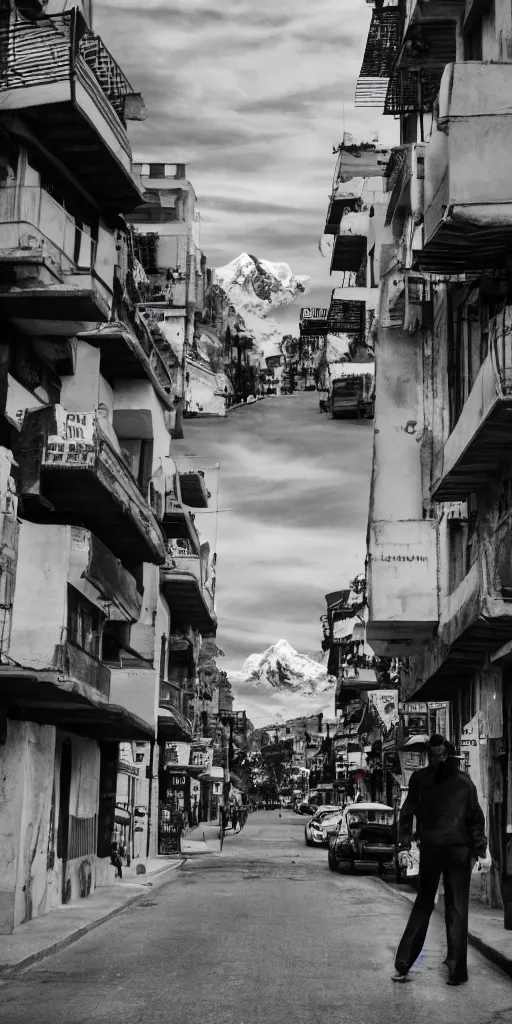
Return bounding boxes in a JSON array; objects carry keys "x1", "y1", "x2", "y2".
[
  {"x1": 198, "y1": 765, "x2": 224, "y2": 783},
  {"x1": 0, "y1": 667, "x2": 153, "y2": 741},
  {"x1": 114, "y1": 806, "x2": 131, "y2": 825},
  {"x1": 158, "y1": 706, "x2": 193, "y2": 740}
]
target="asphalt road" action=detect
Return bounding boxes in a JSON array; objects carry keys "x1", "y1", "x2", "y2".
[{"x1": 2, "y1": 811, "x2": 512, "y2": 1024}]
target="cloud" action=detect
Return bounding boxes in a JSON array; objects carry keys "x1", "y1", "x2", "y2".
[
  {"x1": 95, "y1": 0, "x2": 398, "y2": 288},
  {"x1": 173, "y1": 394, "x2": 372, "y2": 689}
]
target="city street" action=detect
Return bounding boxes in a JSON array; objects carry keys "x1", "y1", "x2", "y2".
[{"x1": 1, "y1": 811, "x2": 511, "y2": 1024}]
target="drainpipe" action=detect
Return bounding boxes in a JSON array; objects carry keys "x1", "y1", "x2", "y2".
[{"x1": 146, "y1": 739, "x2": 155, "y2": 859}]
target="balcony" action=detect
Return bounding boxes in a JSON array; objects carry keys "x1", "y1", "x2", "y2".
[
  {"x1": 402, "y1": 554, "x2": 512, "y2": 701},
  {"x1": 16, "y1": 405, "x2": 166, "y2": 566},
  {"x1": 367, "y1": 519, "x2": 439, "y2": 657},
  {"x1": 0, "y1": 186, "x2": 114, "y2": 331},
  {"x1": 330, "y1": 212, "x2": 369, "y2": 275},
  {"x1": 432, "y1": 308, "x2": 512, "y2": 501},
  {"x1": 55, "y1": 639, "x2": 110, "y2": 698},
  {"x1": 77, "y1": 313, "x2": 175, "y2": 410},
  {"x1": 355, "y1": 5, "x2": 402, "y2": 109},
  {"x1": 163, "y1": 491, "x2": 201, "y2": 552},
  {"x1": 385, "y1": 144, "x2": 425, "y2": 232},
  {"x1": 324, "y1": 184, "x2": 363, "y2": 236},
  {"x1": 160, "y1": 553, "x2": 217, "y2": 635},
  {"x1": 384, "y1": 19, "x2": 457, "y2": 117},
  {"x1": 0, "y1": 13, "x2": 145, "y2": 213},
  {"x1": 68, "y1": 529, "x2": 142, "y2": 623},
  {"x1": 179, "y1": 470, "x2": 209, "y2": 509},
  {"x1": 418, "y1": 63, "x2": 512, "y2": 274}
]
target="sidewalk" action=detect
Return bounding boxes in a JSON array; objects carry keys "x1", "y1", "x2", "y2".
[
  {"x1": 0, "y1": 856, "x2": 183, "y2": 978},
  {"x1": 381, "y1": 877, "x2": 512, "y2": 978},
  {"x1": 181, "y1": 821, "x2": 222, "y2": 854}
]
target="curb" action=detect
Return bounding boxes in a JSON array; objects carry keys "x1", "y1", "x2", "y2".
[
  {"x1": 0, "y1": 859, "x2": 185, "y2": 979},
  {"x1": 372, "y1": 876, "x2": 512, "y2": 979}
]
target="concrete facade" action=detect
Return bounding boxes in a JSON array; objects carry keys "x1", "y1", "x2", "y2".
[{"x1": 353, "y1": 0, "x2": 512, "y2": 919}]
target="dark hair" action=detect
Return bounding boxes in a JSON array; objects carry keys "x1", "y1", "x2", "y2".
[
  {"x1": 428, "y1": 734, "x2": 446, "y2": 747},
  {"x1": 428, "y1": 734, "x2": 456, "y2": 756}
]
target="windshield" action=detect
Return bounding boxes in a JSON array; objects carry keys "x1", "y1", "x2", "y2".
[
  {"x1": 333, "y1": 381, "x2": 361, "y2": 397},
  {"x1": 313, "y1": 808, "x2": 337, "y2": 822},
  {"x1": 347, "y1": 810, "x2": 395, "y2": 826}
]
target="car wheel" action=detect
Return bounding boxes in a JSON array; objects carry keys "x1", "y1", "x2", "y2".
[
  {"x1": 328, "y1": 850, "x2": 338, "y2": 872},
  {"x1": 305, "y1": 834, "x2": 313, "y2": 847}
]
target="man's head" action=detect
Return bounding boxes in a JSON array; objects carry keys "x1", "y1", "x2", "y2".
[{"x1": 427, "y1": 734, "x2": 456, "y2": 772}]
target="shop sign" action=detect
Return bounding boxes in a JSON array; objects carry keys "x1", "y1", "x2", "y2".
[
  {"x1": 166, "y1": 772, "x2": 187, "y2": 789},
  {"x1": 400, "y1": 702, "x2": 428, "y2": 714}
]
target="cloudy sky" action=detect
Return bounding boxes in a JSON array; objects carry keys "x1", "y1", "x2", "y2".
[
  {"x1": 94, "y1": 1, "x2": 386, "y2": 722},
  {"x1": 174, "y1": 395, "x2": 373, "y2": 722},
  {"x1": 95, "y1": 0, "x2": 397, "y2": 312}
]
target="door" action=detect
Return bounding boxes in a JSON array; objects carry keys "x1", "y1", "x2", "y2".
[
  {"x1": 502, "y1": 675, "x2": 512, "y2": 928},
  {"x1": 57, "y1": 739, "x2": 72, "y2": 904}
]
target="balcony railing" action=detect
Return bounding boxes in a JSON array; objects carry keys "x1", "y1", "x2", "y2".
[
  {"x1": 0, "y1": 14, "x2": 134, "y2": 128},
  {"x1": 55, "y1": 640, "x2": 111, "y2": 698},
  {"x1": 0, "y1": 13, "x2": 144, "y2": 214},
  {"x1": 17, "y1": 405, "x2": 166, "y2": 566}
]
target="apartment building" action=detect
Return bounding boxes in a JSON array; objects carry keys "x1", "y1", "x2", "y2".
[
  {"x1": 359, "y1": 0, "x2": 512, "y2": 920},
  {"x1": 0, "y1": 0, "x2": 226, "y2": 929},
  {"x1": 323, "y1": 135, "x2": 390, "y2": 371}
]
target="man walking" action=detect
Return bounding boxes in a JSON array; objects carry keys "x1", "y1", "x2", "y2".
[{"x1": 393, "y1": 734, "x2": 491, "y2": 986}]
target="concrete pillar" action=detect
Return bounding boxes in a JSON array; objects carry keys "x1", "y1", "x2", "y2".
[{"x1": 60, "y1": 342, "x2": 101, "y2": 412}]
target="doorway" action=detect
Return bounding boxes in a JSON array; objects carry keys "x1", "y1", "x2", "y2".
[{"x1": 57, "y1": 739, "x2": 72, "y2": 904}]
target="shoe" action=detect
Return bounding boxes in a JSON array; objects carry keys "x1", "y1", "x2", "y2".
[
  {"x1": 447, "y1": 976, "x2": 468, "y2": 986},
  {"x1": 392, "y1": 970, "x2": 409, "y2": 983}
]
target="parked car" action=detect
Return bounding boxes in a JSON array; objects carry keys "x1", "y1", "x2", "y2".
[
  {"x1": 305, "y1": 806, "x2": 343, "y2": 846},
  {"x1": 328, "y1": 802, "x2": 396, "y2": 874},
  {"x1": 296, "y1": 802, "x2": 316, "y2": 816}
]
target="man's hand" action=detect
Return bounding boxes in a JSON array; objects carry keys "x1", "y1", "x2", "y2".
[{"x1": 476, "y1": 852, "x2": 492, "y2": 874}]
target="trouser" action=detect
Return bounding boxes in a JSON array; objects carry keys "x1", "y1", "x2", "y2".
[{"x1": 395, "y1": 843, "x2": 472, "y2": 980}]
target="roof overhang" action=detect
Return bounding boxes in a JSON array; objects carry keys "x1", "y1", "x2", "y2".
[{"x1": 0, "y1": 667, "x2": 153, "y2": 740}]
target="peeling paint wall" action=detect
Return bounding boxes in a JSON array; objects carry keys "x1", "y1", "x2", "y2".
[{"x1": 0, "y1": 721, "x2": 101, "y2": 933}]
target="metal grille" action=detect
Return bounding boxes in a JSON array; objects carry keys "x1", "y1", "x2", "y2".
[
  {"x1": 0, "y1": 15, "x2": 71, "y2": 89},
  {"x1": 384, "y1": 22, "x2": 457, "y2": 115},
  {"x1": 355, "y1": 8, "x2": 402, "y2": 108},
  {"x1": 79, "y1": 30, "x2": 133, "y2": 125},
  {"x1": 0, "y1": 14, "x2": 134, "y2": 128},
  {"x1": 327, "y1": 299, "x2": 366, "y2": 336},
  {"x1": 68, "y1": 814, "x2": 98, "y2": 860}
]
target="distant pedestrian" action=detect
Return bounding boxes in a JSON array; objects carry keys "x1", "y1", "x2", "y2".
[
  {"x1": 231, "y1": 805, "x2": 239, "y2": 832},
  {"x1": 393, "y1": 735, "x2": 490, "y2": 986},
  {"x1": 111, "y1": 841, "x2": 123, "y2": 879}
]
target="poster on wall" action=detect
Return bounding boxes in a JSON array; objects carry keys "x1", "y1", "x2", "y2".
[{"x1": 461, "y1": 714, "x2": 486, "y2": 819}]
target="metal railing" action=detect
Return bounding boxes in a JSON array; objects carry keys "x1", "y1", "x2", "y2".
[{"x1": 0, "y1": 13, "x2": 135, "y2": 129}]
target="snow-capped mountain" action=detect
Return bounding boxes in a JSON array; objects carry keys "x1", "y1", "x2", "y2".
[
  {"x1": 229, "y1": 640, "x2": 336, "y2": 727},
  {"x1": 213, "y1": 253, "x2": 309, "y2": 361},
  {"x1": 243, "y1": 639, "x2": 331, "y2": 693}
]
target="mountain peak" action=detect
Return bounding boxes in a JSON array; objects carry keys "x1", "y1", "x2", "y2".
[
  {"x1": 213, "y1": 253, "x2": 309, "y2": 359},
  {"x1": 241, "y1": 639, "x2": 333, "y2": 695}
]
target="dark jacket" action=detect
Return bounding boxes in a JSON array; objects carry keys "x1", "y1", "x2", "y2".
[{"x1": 399, "y1": 760, "x2": 487, "y2": 857}]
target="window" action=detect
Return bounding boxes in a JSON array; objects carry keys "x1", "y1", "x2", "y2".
[{"x1": 67, "y1": 586, "x2": 103, "y2": 658}]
